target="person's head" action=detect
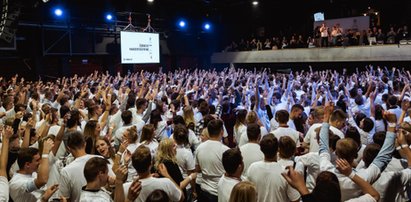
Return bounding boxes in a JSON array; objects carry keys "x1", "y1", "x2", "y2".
[
  {"x1": 121, "y1": 110, "x2": 133, "y2": 125},
  {"x1": 278, "y1": 136, "x2": 296, "y2": 159},
  {"x1": 336, "y1": 138, "x2": 359, "y2": 164},
  {"x1": 146, "y1": 189, "x2": 170, "y2": 202},
  {"x1": 387, "y1": 95, "x2": 398, "y2": 107},
  {"x1": 374, "y1": 105, "x2": 385, "y2": 120},
  {"x1": 354, "y1": 95, "x2": 364, "y2": 106},
  {"x1": 222, "y1": 148, "x2": 243, "y2": 176},
  {"x1": 275, "y1": 110, "x2": 289, "y2": 124},
  {"x1": 95, "y1": 137, "x2": 115, "y2": 159},
  {"x1": 360, "y1": 117, "x2": 374, "y2": 132},
  {"x1": 207, "y1": 119, "x2": 224, "y2": 138},
  {"x1": 132, "y1": 145, "x2": 152, "y2": 174},
  {"x1": 290, "y1": 104, "x2": 304, "y2": 119},
  {"x1": 140, "y1": 124, "x2": 155, "y2": 143},
  {"x1": 150, "y1": 109, "x2": 162, "y2": 128},
  {"x1": 362, "y1": 143, "x2": 381, "y2": 168},
  {"x1": 66, "y1": 131, "x2": 86, "y2": 153},
  {"x1": 344, "y1": 126, "x2": 361, "y2": 149},
  {"x1": 229, "y1": 181, "x2": 257, "y2": 202},
  {"x1": 173, "y1": 124, "x2": 189, "y2": 146},
  {"x1": 66, "y1": 109, "x2": 81, "y2": 128},
  {"x1": 260, "y1": 134, "x2": 278, "y2": 160},
  {"x1": 136, "y1": 98, "x2": 148, "y2": 111},
  {"x1": 156, "y1": 138, "x2": 177, "y2": 165},
  {"x1": 329, "y1": 109, "x2": 347, "y2": 130},
  {"x1": 183, "y1": 106, "x2": 195, "y2": 127},
  {"x1": 124, "y1": 126, "x2": 138, "y2": 144},
  {"x1": 83, "y1": 157, "x2": 109, "y2": 186},
  {"x1": 198, "y1": 101, "x2": 210, "y2": 116},
  {"x1": 245, "y1": 111, "x2": 259, "y2": 125},
  {"x1": 17, "y1": 147, "x2": 40, "y2": 174},
  {"x1": 312, "y1": 171, "x2": 341, "y2": 202},
  {"x1": 84, "y1": 120, "x2": 100, "y2": 138},
  {"x1": 235, "y1": 109, "x2": 248, "y2": 128},
  {"x1": 373, "y1": 131, "x2": 386, "y2": 147},
  {"x1": 307, "y1": 106, "x2": 324, "y2": 126},
  {"x1": 246, "y1": 123, "x2": 261, "y2": 142}
]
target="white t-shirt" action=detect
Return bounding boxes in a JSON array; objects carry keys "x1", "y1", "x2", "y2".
[
  {"x1": 9, "y1": 172, "x2": 44, "y2": 202},
  {"x1": 294, "y1": 152, "x2": 320, "y2": 192},
  {"x1": 123, "y1": 177, "x2": 182, "y2": 202},
  {"x1": 246, "y1": 161, "x2": 300, "y2": 202},
  {"x1": 217, "y1": 175, "x2": 241, "y2": 202},
  {"x1": 239, "y1": 143, "x2": 264, "y2": 177},
  {"x1": 79, "y1": 188, "x2": 113, "y2": 202},
  {"x1": 303, "y1": 123, "x2": 344, "y2": 152},
  {"x1": 59, "y1": 154, "x2": 113, "y2": 202},
  {"x1": 176, "y1": 145, "x2": 195, "y2": 180},
  {"x1": 238, "y1": 126, "x2": 268, "y2": 147},
  {"x1": 345, "y1": 194, "x2": 377, "y2": 202},
  {"x1": 0, "y1": 176, "x2": 9, "y2": 202},
  {"x1": 271, "y1": 127, "x2": 301, "y2": 145},
  {"x1": 195, "y1": 140, "x2": 229, "y2": 196},
  {"x1": 233, "y1": 124, "x2": 246, "y2": 144}
]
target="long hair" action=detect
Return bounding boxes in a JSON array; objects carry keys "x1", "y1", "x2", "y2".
[
  {"x1": 140, "y1": 124, "x2": 155, "y2": 143},
  {"x1": 234, "y1": 109, "x2": 247, "y2": 131},
  {"x1": 84, "y1": 120, "x2": 98, "y2": 154},
  {"x1": 95, "y1": 136, "x2": 115, "y2": 161},
  {"x1": 229, "y1": 181, "x2": 257, "y2": 202},
  {"x1": 183, "y1": 106, "x2": 195, "y2": 130},
  {"x1": 155, "y1": 138, "x2": 177, "y2": 168}
]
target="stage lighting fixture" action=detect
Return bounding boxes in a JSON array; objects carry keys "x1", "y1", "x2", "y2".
[
  {"x1": 106, "y1": 14, "x2": 113, "y2": 21},
  {"x1": 54, "y1": 8, "x2": 63, "y2": 17},
  {"x1": 203, "y1": 23, "x2": 211, "y2": 30},
  {"x1": 178, "y1": 20, "x2": 186, "y2": 28},
  {"x1": 147, "y1": 0, "x2": 154, "y2": 2},
  {"x1": 252, "y1": 1, "x2": 259, "y2": 6}
]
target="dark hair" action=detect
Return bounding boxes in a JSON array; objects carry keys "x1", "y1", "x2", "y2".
[
  {"x1": 207, "y1": 119, "x2": 223, "y2": 138},
  {"x1": 275, "y1": 110, "x2": 289, "y2": 124},
  {"x1": 150, "y1": 109, "x2": 162, "y2": 129},
  {"x1": 66, "y1": 131, "x2": 86, "y2": 151},
  {"x1": 17, "y1": 147, "x2": 39, "y2": 169},
  {"x1": 246, "y1": 123, "x2": 261, "y2": 141},
  {"x1": 362, "y1": 118, "x2": 374, "y2": 133},
  {"x1": 140, "y1": 124, "x2": 155, "y2": 143},
  {"x1": 173, "y1": 124, "x2": 189, "y2": 145},
  {"x1": 83, "y1": 157, "x2": 109, "y2": 183},
  {"x1": 259, "y1": 134, "x2": 278, "y2": 159},
  {"x1": 345, "y1": 126, "x2": 361, "y2": 148},
  {"x1": 362, "y1": 143, "x2": 381, "y2": 168},
  {"x1": 372, "y1": 131, "x2": 386, "y2": 147},
  {"x1": 329, "y1": 109, "x2": 347, "y2": 123},
  {"x1": 132, "y1": 145, "x2": 152, "y2": 173},
  {"x1": 172, "y1": 115, "x2": 185, "y2": 126},
  {"x1": 222, "y1": 148, "x2": 243, "y2": 175},
  {"x1": 278, "y1": 136, "x2": 296, "y2": 159},
  {"x1": 312, "y1": 171, "x2": 341, "y2": 202},
  {"x1": 66, "y1": 109, "x2": 80, "y2": 128},
  {"x1": 136, "y1": 98, "x2": 148, "y2": 110},
  {"x1": 146, "y1": 189, "x2": 170, "y2": 202},
  {"x1": 354, "y1": 113, "x2": 366, "y2": 127},
  {"x1": 121, "y1": 110, "x2": 133, "y2": 125}
]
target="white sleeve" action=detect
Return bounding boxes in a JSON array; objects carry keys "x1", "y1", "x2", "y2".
[
  {"x1": 58, "y1": 169, "x2": 71, "y2": 198},
  {"x1": 164, "y1": 178, "x2": 182, "y2": 202},
  {"x1": 185, "y1": 151, "x2": 196, "y2": 171},
  {"x1": 319, "y1": 152, "x2": 334, "y2": 172},
  {"x1": 0, "y1": 176, "x2": 8, "y2": 201},
  {"x1": 345, "y1": 194, "x2": 376, "y2": 202},
  {"x1": 286, "y1": 183, "x2": 301, "y2": 201}
]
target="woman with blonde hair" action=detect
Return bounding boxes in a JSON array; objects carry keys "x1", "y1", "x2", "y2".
[
  {"x1": 183, "y1": 106, "x2": 196, "y2": 131},
  {"x1": 156, "y1": 138, "x2": 196, "y2": 200},
  {"x1": 229, "y1": 181, "x2": 257, "y2": 202},
  {"x1": 238, "y1": 111, "x2": 268, "y2": 146}
]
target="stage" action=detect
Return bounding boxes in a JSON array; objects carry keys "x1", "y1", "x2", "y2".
[{"x1": 211, "y1": 44, "x2": 411, "y2": 64}]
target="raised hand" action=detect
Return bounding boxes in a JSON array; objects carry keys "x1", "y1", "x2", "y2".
[{"x1": 336, "y1": 158, "x2": 352, "y2": 177}]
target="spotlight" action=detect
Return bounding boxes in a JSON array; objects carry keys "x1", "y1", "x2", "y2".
[
  {"x1": 54, "y1": 8, "x2": 63, "y2": 17},
  {"x1": 106, "y1": 14, "x2": 113, "y2": 21},
  {"x1": 252, "y1": 1, "x2": 259, "y2": 6},
  {"x1": 178, "y1": 20, "x2": 186, "y2": 28},
  {"x1": 147, "y1": 0, "x2": 154, "y2": 2},
  {"x1": 203, "y1": 23, "x2": 211, "y2": 30}
]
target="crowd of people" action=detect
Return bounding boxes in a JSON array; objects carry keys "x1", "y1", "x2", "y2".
[
  {"x1": 0, "y1": 65, "x2": 411, "y2": 202},
  {"x1": 224, "y1": 24, "x2": 410, "y2": 52}
]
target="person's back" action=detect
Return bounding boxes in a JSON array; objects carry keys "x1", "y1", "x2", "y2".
[
  {"x1": 195, "y1": 119, "x2": 229, "y2": 198},
  {"x1": 246, "y1": 134, "x2": 300, "y2": 202},
  {"x1": 239, "y1": 123, "x2": 264, "y2": 177}
]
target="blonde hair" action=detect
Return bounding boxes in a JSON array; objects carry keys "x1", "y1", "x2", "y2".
[
  {"x1": 125, "y1": 126, "x2": 138, "y2": 143},
  {"x1": 183, "y1": 106, "x2": 195, "y2": 128},
  {"x1": 229, "y1": 181, "x2": 257, "y2": 202},
  {"x1": 155, "y1": 138, "x2": 177, "y2": 168},
  {"x1": 246, "y1": 111, "x2": 259, "y2": 125}
]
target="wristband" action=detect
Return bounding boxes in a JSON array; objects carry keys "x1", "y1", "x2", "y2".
[
  {"x1": 41, "y1": 154, "x2": 49, "y2": 159},
  {"x1": 401, "y1": 144, "x2": 409, "y2": 149},
  {"x1": 388, "y1": 122, "x2": 396, "y2": 128},
  {"x1": 348, "y1": 171, "x2": 356, "y2": 179},
  {"x1": 188, "y1": 175, "x2": 193, "y2": 181},
  {"x1": 116, "y1": 152, "x2": 123, "y2": 156}
]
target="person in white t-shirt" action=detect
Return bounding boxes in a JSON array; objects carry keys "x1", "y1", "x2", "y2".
[
  {"x1": 9, "y1": 138, "x2": 55, "y2": 202},
  {"x1": 79, "y1": 157, "x2": 112, "y2": 202},
  {"x1": 195, "y1": 119, "x2": 230, "y2": 201},
  {"x1": 0, "y1": 126, "x2": 13, "y2": 201},
  {"x1": 218, "y1": 148, "x2": 243, "y2": 202},
  {"x1": 122, "y1": 145, "x2": 183, "y2": 202},
  {"x1": 239, "y1": 123, "x2": 263, "y2": 177},
  {"x1": 271, "y1": 110, "x2": 301, "y2": 145},
  {"x1": 59, "y1": 131, "x2": 113, "y2": 202},
  {"x1": 246, "y1": 134, "x2": 300, "y2": 202}
]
